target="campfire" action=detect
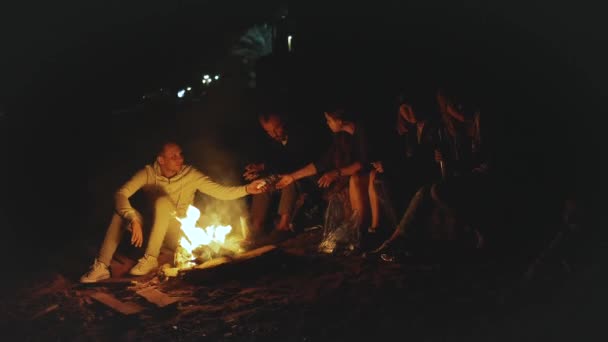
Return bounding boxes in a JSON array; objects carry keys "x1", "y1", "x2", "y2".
[{"x1": 173, "y1": 205, "x2": 244, "y2": 269}]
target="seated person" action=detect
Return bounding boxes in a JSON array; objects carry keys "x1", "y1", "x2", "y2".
[
  {"x1": 244, "y1": 110, "x2": 322, "y2": 243},
  {"x1": 276, "y1": 107, "x2": 372, "y2": 235},
  {"x1": 368, "y1": 91, "x2": 442, "y2": 234},
  {"x1": 80, "y1": 141, "x2": 267, "y2": 283},
  {"x1": 373, "y1": 86, "x2": 491, "y2": 257}
]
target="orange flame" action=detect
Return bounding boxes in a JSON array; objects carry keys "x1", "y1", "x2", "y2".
[{"x1": 174, "y1": 205, "x2": 241, "y2": 268}]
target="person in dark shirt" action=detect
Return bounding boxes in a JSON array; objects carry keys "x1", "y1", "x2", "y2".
[
  {"x1": 276, "y1": 108, "x2": 372, "y2": 230},
  {"x1": 372, "y1": 86, "x2": 491, "y2": 257},
  {"x1": 368, "y1": 92, "x2": 443, "y2": 233},
  {"x1": 243, "y1": 111, "x2": 319, "y2": 241}
]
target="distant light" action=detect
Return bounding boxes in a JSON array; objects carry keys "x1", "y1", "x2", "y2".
[
  {"x1": 186, "y1": 87, "x2": 192, "y2": 91},
  {"x1": 202, "y1": 79, "x2": 206, "y2": 84},
  {"x1": 203, "y1": 74, "x2": 210, "y2": 79},
  {"x1": 214, "y1": 75, "x2": 219, "y2": 80},
  {"x1": 288, "y1": 35, "x2": 293, "y2": 52},
  {"x1": 177, "y1": 89, "x2": 186, "y2": 98},
  {"x1": 142, "y1": 95, "x2": 146, "y2": 99}
]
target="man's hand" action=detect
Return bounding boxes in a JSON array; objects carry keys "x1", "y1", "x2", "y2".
[
  {"x1": 130, "y1": 220, "x2": 144, "y2": 248},
  {"x1": 276, "y1": 174, "x2": 295, "y2": 189},
  {"x1": 371, "y1": 161, "x2": 384, "y2": 173},
  {"x1": 246, "y1": 179, "x2": 269, "y2": 194},
  {"x1": 317, "y1": 170, "x2": 340, "y2": 188},
  {"x1": 243, "y1": 163, "x2": 264, "y2": 181}
]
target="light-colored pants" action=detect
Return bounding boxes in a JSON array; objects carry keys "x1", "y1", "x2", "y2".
[{"x1": 98, "y1": 196, "x2": 180, "y2": 266}]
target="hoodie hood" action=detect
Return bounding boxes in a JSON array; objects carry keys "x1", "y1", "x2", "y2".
[{"x1": 153, "y1": 161, "x2": 192, "y2": 183}]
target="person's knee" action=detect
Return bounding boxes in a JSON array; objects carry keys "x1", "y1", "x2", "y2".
[
  {"x1": 350, "y1": 172, "x2": 370, "y2": 191},
  {"x1": 154, "y1": 196, "x2": 173, "y2": 208},
  {"x1": 349, "y1": 173, "x2": 362, "y2": 188},
  {"x1": 153, "y1": 196, "x2": 175, "y2": 217},
  {"x1": 163, "y1": 222, "x2": 181, "y2": 251}
]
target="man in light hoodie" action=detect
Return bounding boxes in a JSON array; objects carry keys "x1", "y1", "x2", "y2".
[{"x1": 80, "y1": 141, "x2": 268, "y2": 283}]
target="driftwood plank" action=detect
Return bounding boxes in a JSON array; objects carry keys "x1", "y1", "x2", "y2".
[
  {"x1": 90, "y1": 292, "x2": 144, "y2": 315},
  {"x1": 136, "y1": 287, "x2": 180, "y2": 308}
]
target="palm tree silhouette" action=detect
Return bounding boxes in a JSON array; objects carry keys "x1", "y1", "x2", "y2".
[{"x1": 232, "y1": 24, "x2": 274, "y2": 88}]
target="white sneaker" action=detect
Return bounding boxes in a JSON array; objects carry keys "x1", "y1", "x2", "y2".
[
  {"x1": 80, "y1": 259, "x2": 111, "y2": 283},
  {"x1": 129, "y1": 254, "x2": 159, "y2": 276}
]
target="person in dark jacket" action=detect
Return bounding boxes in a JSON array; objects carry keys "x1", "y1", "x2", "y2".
[
  {"x1": 372, "y1": 86, "x2": 491, "y2": 257},
  {"x1": 368, "y1": 91, "x2": 443, "y2": 234},
  {"x1": 244, "y1": 111, "x2": 321, "y2": 242}
]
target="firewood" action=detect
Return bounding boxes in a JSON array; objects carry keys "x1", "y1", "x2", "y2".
[
  {"x1": 180, "y1": 245, "x2": 282, "y2": 283},
  {"x1": 136, "y1": 287, "x2": 181, "y2": 308},
  {"x1": 89, "y1": 292, "x2": 144, "y2": 315}
]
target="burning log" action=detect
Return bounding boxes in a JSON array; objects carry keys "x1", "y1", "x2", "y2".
[
  {"x1": 174, "y1": 205, "x2": 242, "y2": 269},
  {"x1": 178, "y1": 245, "x2": 282, "y2": 283}
]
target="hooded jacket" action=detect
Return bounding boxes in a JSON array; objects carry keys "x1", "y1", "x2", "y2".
[{"x1": 115, "y1": 162, "x2": 248, "y2": 223}]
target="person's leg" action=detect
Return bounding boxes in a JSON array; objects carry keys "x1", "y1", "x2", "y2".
[
  {"x1": 249, "y1": 192, "x2": 272, "y2": 236},
  {"x1": 144, "y1": 196, "x2": 175, "y2": 258},
  {"x1": 82, "y1": 213, "x2": 125, "y2": 282},
  {"x1": 388, "y1": 185, "x2": 428, "y2": 242},
  {"x1": 98, "y1": 213, "x2": 127, "y2": 266},
  {"x1": 368, "y1": 170, "x2": 381, "y2": 232},
  {"x1": 276, "y1": 182, "x2": 297, "y2": 230},
  {"x1": 349, "y1": 172, "x2": 370, "y2": 228},
  {"x1": 162, "y1": 218, "x2": 182, "y2": 252},
  {"x1": 130, "y1": 196, "x2": 174, "y2": 275}
]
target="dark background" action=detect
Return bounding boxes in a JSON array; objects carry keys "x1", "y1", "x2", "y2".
[{"x1": 0, "y1": 1, "x2": 605, "y2": 329}]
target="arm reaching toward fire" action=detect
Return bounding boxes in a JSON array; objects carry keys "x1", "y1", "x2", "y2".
[
  {"x1": 246, "y1": 179, "x2": 268, "y2": 194},
  {"x1": 193, "y1": 170, "x2": 268, "y2": 199},
  {"x1": 276, "y1": 163, "x2": 318, "y2": 189}
]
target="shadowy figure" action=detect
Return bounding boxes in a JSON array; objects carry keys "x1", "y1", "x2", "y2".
[
  {"x1": 372, "y1": 86, "x2": 493, "y2": 260},
  {"x1": 276, "y1": 107, "x2": 372, "y2": 252},
  {"x1": 80, "y1": 141, "x2": 267, "y2": 283},
  {"x1": 368, "y1": 90, "x2": 443, "y2": 237},
  {"x1": 244, "y1": 109, "x2": 322, "y2": 245}
]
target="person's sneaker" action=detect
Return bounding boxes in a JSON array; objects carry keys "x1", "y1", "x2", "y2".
[
  {"x1": 80, "y1": 259, "x2": 111, "y2": 283},
  {"x1": 129, "y1": 254, "x2": 159, "y2": 276}
]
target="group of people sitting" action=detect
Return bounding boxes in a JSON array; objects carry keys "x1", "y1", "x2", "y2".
[
  {"x1": 80, "y1": 83, "x2": 494, "y2": 283},
  {"x1": 245, "y1": 84, "x2": 493, "y2": 256}
]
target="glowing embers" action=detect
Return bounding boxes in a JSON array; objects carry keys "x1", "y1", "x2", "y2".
[{"x1": 174, "y1": 205, "x2": 242, "y2": 269}]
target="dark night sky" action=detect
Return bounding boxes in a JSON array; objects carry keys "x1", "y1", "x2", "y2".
[
  {"x1": 1, "y1": 1, "x2": 286, "y2": 110},
  {"x1": 0, "y1": 1, "x2": 605, "y2": 113}
]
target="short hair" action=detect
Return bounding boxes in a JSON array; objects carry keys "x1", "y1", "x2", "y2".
[{"x1": 155, "y1": 140, "x2": 180, "y2": 158}]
